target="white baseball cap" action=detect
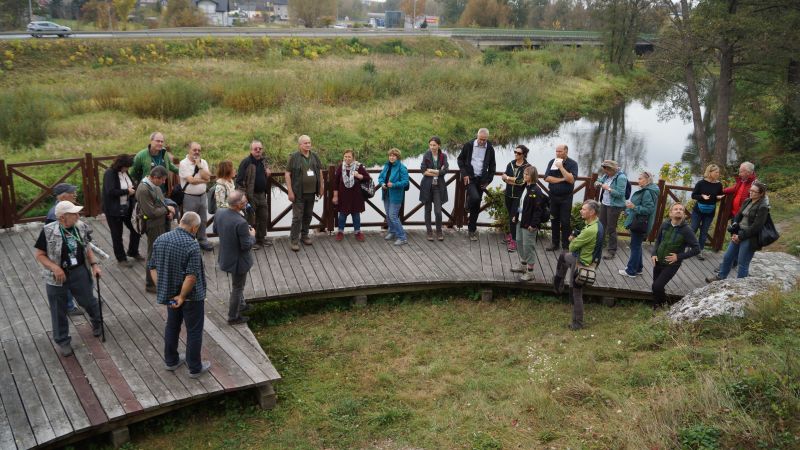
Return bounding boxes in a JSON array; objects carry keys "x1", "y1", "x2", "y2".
[{"x1": 54, "y1": 201, "x2": 83, "y2": 217}]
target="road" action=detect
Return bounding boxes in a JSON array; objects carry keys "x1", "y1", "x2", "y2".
[{"x1": 0, "y1": 28, "x2": 456, "y2": 40}]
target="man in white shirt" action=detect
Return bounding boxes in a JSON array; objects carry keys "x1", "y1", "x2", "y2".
[{"x1": 179, "y1": 142, "x2": 213, "y2": 251}]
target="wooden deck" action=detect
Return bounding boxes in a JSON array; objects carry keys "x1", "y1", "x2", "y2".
[
  {"x1": 0, "y1": 219, "x2": 280, "y2": 450},
  {"x1": 1, "y1": 217, "x2": 723, "y2": 449}
]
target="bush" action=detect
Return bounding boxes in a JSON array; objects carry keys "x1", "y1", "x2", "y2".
[
  {"x1": 678, "y1": 423, "x2": 721, "y2": 450},
  {"x1": 485, "y1": 186, "x2": 510, "y2": 233},
  {"x1": 221, "y1": 77, "x2": 288, "y2": 113},
  {"x1": 125, "y1": 79, "x2": 208, "y2": 120},
  {"x1": 0, "y1": 89, "x2": 51, "y2": 148}
]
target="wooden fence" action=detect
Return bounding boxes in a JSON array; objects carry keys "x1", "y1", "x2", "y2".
[{"x1": 0, "y1": 155, "x2": 734, "y2": 250}]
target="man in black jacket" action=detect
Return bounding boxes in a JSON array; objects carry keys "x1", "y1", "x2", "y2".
[
  {"x1": 544, "y1": 144, "x2": 578, "y2": 251},
  {"x1": 215, "y1": 190, "x2": 255, "y2": 325},
  {"x1": 651, "y1": 203, "x2": 700, "y2": 309},
  {"x1": 457, "y1": 128, "x2": 496, "y2": 241},
  {"x1": 235, "y1": 140, "x2": 272, "y2": 250}
]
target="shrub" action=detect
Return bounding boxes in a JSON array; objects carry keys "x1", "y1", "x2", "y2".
[
  {"x1": 677, "y1": 423, "x2": 722, "y2": 450},
  {"x1": 0, "y1": 89, "x2": 51, "y2": 148},
  {"x1": 221, "y1": 77, "x2": 288, "y2": 113},
  {"x1": 484, "y1": 186, "x2": 510, "y2": 233},
  {"x1": 125, "y1": 79, "x2": 208, "y2": 120},
  {"x1": 92, "y1": 82, "x2": 125, "y2": 111}
]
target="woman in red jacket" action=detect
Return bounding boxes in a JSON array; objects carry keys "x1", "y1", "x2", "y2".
[{"x1": 332, "y1": 149, "x2": 371, "y2": 242}]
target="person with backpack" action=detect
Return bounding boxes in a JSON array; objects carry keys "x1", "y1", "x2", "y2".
[
  {"x1": 135, "y1": 166, "x2": 176, "y2": 293},
  {"x1": 500, "y1": 145, "x2": 530, "y2": 252},
  {"x1": 419, "y1": 136, "x2": 449, "y2": 241},
  {"x1": 619, "y1": 171, "x2": 660, "y2": 278},
  {"x1": 650, "y1": 203, "x2": 700, "y2": 309},
  {"x1": 332, "y1": 149, "x2": 371, "y2": 242},
  {"x1": 596, "y1": 160, "x2": 628, "y2": 260},
  {"x1": 178, "y1": 142, "x2": 213, "y2": 251},
  {"x1": 552, "y1": 200, "x2": 603, "y2": 330},
  {"x1": 511, "y1": 165, "x2": 548, "y2": 282}
]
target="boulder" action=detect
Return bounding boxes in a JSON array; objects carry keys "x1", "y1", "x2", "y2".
[{"x1": 668, "y1": 251, "x2": 800, "y2": 324}]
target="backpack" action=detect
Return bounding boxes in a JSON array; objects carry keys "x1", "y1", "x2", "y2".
[
  {"x1": 207, "y1": 183, "x2": 218, "y2": 215},
  {"x1": 539, "y1": 188, "x2": 550, "y2": 221},
  {"x1": 131, "y1": 201, "x2": 145, "y2": 235},
  {"x1": 623, "y1": 177, "x2": 632, "y2": 200}
]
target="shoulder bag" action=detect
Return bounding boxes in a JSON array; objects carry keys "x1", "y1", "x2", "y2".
[
  {"x1": 758, "y1": 212, "x2": 779, "y2": 248},
  {"x1": 629, "y1": 190, "x2": 657, "y2": 235}
]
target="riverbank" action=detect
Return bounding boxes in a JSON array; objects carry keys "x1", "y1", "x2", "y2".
[{"x1": 0, "y1": 39, "x2": 643, "y2": 168}]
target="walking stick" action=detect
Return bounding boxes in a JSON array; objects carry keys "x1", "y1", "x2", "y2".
[{"x1": 95, "y1": 274, "x2": 105, "y2": 342}]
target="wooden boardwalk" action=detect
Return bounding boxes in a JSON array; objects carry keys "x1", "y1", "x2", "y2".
[
  {"x1": 1, "y1": 217, "x2": 723, "y2": 449},
  {"x1": 0, "y1": 219, "x2": 280, "y2": 450}
]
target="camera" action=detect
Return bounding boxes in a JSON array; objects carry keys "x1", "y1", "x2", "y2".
[
  {"x1": 571, "y1": 229, "x2": 581, "y2": 238},
  {"x1": 727, "y1": 222, "x2": 740, "y2": 234}
]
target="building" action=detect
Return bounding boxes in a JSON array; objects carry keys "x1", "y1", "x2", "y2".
[
  {"x1": 193, "y1": 0, "x2": 231, "y2": 26},
  {"x1": 272, "y1": 0, "x2": 288, "y2": 21}
]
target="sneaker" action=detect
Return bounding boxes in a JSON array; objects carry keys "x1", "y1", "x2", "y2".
[
  {"x1": 146, "y1": 285, "x2": 157, "y2": 293},
  {"x1": 301, "y1": 236, "x2": 312, "y2": 246},
  {"x1": 602, "y1": 253, "x2": 615, "y2": 260},
  {"x1": 58, "y1": 342, "x2": 73, "y2": 357},
  {"x1": 552, "y1": 276, "x2": 564, "y2": 294},
  {"x1": 697, "y1": 252, "x2": 706, "y2": 261},
  {"x1": 384, "y1": 233, "x2": 396, "y2": 241},
  {"x1": 618, "y1": 269, "x2": 637, "y2": 278},
  {"x1": 118, "y1": 259, "x2": 134, "y2": 268},
  {"x1": 427, "y1": 231, "x2": 434, "y2": 241},
  {"x1": 251, "y1": 244, "x2": 261, "y2": 251},
  {"x1": 263, "y1": 238, "x2": 274, "y2": 247},
  {"x1": 705, "y1": 275, "x2": 722, "y2": 283},
  {"x1": 511, "y1": 264, "x2": 526, "y2": 273},
  {"x1": 228, "y1": 316, "x2": 250, "y2": 325},
  {"x1": 520, "y1": 271, "x2": 533, "y2": 282},
  {"x1": 502, "y1": 233, "x2": 511, "y2": 244},
  {"x1": 507, "y1": 240, "x2": 517, "y2": 252},
  {"x1": 469, "y1": 232, "x2": 478, "y2": 242},
  {"x1": 189, "y1": 361, "x2": 211, "y2": 379},
  {"x1": 437, "y1": 232, "x2": 444, "y2": 241},
  {"x1": 394, "y1": 239, "x2": 408, "y2": 246},
  {"x1": 164, "y1": 353, "x2": 185, "y2": 371},
  {"x1": 67, "y1": 306, "x2": 83, "y2": 316},
  {"x1": 290, "y1": 241, "x2": 300, "y2": 252},
  {"x1": 355, "y1": 232, "x2": 365, "y2": 242},
  {"x1": 545, "y1": 245, "x2": 560, "y2": 251},
  {"x1": 335, "y1": 232, "x2": 344, "y2": 241},
  {"x1": 128, "y1": 254, "x2": 146, "y2": 262}
]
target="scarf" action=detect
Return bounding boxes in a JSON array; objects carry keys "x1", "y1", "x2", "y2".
[{"x1": 342, "y1": 161, "x2": 360, "y2": 189}]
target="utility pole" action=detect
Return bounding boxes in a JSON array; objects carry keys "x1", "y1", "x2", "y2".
[
  {"x1": 28, "y1": 0, "x2": 34, "y2": 22},
  {"x1": 412, "y1": 0, "x2": 416, "y2": 29}
]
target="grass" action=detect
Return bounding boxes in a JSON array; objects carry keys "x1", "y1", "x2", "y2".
[{"x1": 94, "y1": 286, "x2": 800, "y2": 450}]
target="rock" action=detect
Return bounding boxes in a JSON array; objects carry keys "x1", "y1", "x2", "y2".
[{"x1": 668, "y1": 251, "x2": 800, "y2": 324}]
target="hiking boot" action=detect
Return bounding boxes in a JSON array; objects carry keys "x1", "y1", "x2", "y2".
[
  {"x1": 228, "y1": 316, "x2": 250, "y2": 325},
  {"x1": 301, "y1": 236, "x2": 312, "y2": 246},
  {"x1": 511, "y1": 264, "x2": 526, "y2": 273},
  {"x1": 705, "y1": 275, "x2": 722, "y2": 283},
  {"x1": 603, "y1": 252, "x2": 616, "y2": 260},
  {"x1": 394, "y1": 239, "x2": 408, "y2": 246},
  {"x1": 697, "y1": 251, "x2": 706, "y2": 261},
  {"x1": 427, "y1": 231, "x2": 434, "y2": 241},
  {"x1": 67, "y1": 306, "x2": 83, "y2": 316},
  {"x1": 568, "y1": 323, "x2": 584, "y2": 331},
  {"x1": 290, "y1": 241, "x2": 300, "y2": 252},
  {"x1": 384, "y1": 233, "x2": 396, "y2": 241},
  {"x1": 335, "y1": 232, "x2": 344, "y2": 241},
  {"x1": 437, "y1": 231, "x2": 444, "y2": 241},
  {"x1": 507, "y1": 240, "x2": 517, "y2": 252},
  {"x1": 355, "y1": 232, "x2": 365, "y2": 242},
  {"x1": 164, "y1": 353, "x2": 186, "y2": 371},
  {"x1": 552, "y1": 276, "x2": 564, "y2": 294},
  {"x1": 189, "y1": 361, "x2": 211, "y2": 379},
  {"x1": 469, "y1": 232, "x2": 478, "y2": 242},
  {"x1": 58, "y1": 342, "x2": 73, "y2": 357}
]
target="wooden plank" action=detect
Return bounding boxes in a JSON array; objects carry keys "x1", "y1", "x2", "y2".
[
  {"x1": 261, "y1": 241, "x2": 288, "y2": 297},
  {"x1": 294, "y1": 239, "x2": 324, "y2": 293},
  {"x1": 404, "y1": 231, "x2": 447, "y2": 283},
  {"x1": 0, "y1": 394, "x2": 17, "y2": 450},
  {"x1": 3, "y1": 340, "x2": 56, "y2": 445},
  {"x1": 50, "y1": 333, "x2": 108, "y2": 427},
  {"x1": 273, "y1": 239, "x2": 303, "y2": 295},
  {"x1": 252, "y1": 245, "x2": 278, "y2": 299},
  {"x1": 316, "y1": 233, "x2": 356, "y2": 290},
  {"x1": 0, "y1": 343, "x2": 37, "y2": 449},
  {"x1": 303, "y1": 238, "x2": 335, "y2": 293},
  {"x1": 357, "y1": 232, "x2": 397, "y2": 287}
]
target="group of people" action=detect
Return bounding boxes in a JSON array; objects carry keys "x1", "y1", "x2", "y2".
[{"x1": 34, "y1": 128, "x2": 771, "y2": 373}]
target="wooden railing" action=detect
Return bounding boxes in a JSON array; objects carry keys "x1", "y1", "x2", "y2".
[{"x1": 0, "y1": 156, "x2": 733, "y2": 251}]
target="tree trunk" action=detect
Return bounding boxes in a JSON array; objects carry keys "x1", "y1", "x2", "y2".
[
  {"x1": 685, "y1": 61, "x2": 710, "y2": 166},
  {"x1": 714, "y1": 39, "x2": 734, "y2": 168}
]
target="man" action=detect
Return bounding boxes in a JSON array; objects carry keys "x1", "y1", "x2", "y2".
[
  {"x1": 651, "y1": 203, "x2": 700, "y2": 309},
  {"x1": 285, "y1": 135, "x2": 324, "y2": 252},
  {"x1": 130, "y1": 132, "x2": 179, "y2": 193},
  {"x1": 544, "y1": 144, "x2": 578, "y2": 251},
  {"x1": 723, "y1": 161, "x2": 757, "y2": 217},
  {"x1": 235, "y1": 140, "x2": 273, "y2": 250},
  {"x1": 34, "y1": 201, "x2": 104, "y2": 357},
  {"x1": 179, "y1": 142, "x2": 213, "y2": 251},
  {"x1": 45, "y1": 183, "x2": 82, "y2": 316},
  {"x1": 552, "y1": 200, "x2": 602, "y2": 330},
  {"x1": 148, "y1": 212, "x2": 210, "y2": 379},
  {"x1": 215, "y1": 190, "x2": 255, "y2": 325},
  {"x1": 135, "y1": 166, "x2": 175, "y2": 293},
  {"x1": 456, "y1": 128, "x2": 496, "y2": 241}
]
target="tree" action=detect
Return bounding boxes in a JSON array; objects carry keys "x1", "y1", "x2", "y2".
[
  {"x1": 289, "y1": 0, "x2": 337, "y2": 27},
  {"x1": 596, "y1": 0, "x2": 654, "y2": 71},
  {"x1": 400, "y1": 0, "x2": 426, "y2": 26},
  {"x1": 114, "y1": 0, "x2": 137, "y2": 29},
  {"x1": 439, "y1": 0, "x2": 467, "y2": 25},
  {"x1": 338, "y1": 0, "x2": 365, "y2": 20},
  {"x1": 0, "y1": 0, "x2": 28, "y2": 30},
  {"x1": 459, "y1": 0, "x2": 511, "y2": 27},
  {"x1": 164, "y1": 0, "x2": 206, "y2": 27}
]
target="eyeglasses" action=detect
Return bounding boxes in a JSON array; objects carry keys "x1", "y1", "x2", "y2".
[
  {"x1": 514, "y1": 151, "x2": 523, "y2": 155},
  {"x1": 749, "y1": 189, "x2": 761, "y2": 193}
]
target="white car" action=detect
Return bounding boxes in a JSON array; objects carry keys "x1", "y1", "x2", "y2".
[{"x1": 27, "y1": 21, "x2": 72, "y2": 38}]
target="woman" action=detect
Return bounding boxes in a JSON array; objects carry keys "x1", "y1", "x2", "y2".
[
  {"x1": 214, "y1": 160, "x2": 236, "y2": 210},
  {"x1": 650, "y1": 203, "x2": 700, "y2": 309},
  {"x1": 706, "y1": 181, "x2": 770, "y2": 281},
  {"x1": 619, "y1": 171, "x2": 660, "y2": 278},
  {"x1": 419, "y1": 136, "x2": 449, "y2": 241},
  {"x1": 378, "y1": 148, "x2": 409, "y2": 246},
  {"x1": 332, "y1": 149, "x2": 370, "y2": 242},
  {"x1": 596, "y1": 160, "x2": 628, "y2": 260},
  {"x1": 501, "y1": 145, "x2": 530, "y2": 252},
  {"x1": 690, "y1": 164, "x2": 724, "y2": 260},
  {"x1": 102, "y1": 154, "x2": 142, "y2": 267},
  {"x1": 511, "y1": 165, "x2": 548, "y2": 282}
]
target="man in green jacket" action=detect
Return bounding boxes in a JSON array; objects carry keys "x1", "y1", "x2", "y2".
[
  {"x1": 553, "y1": 200, "x2": 601, "y2": 330},
  {"x1": 130, "y1": 132, "x2": 179, "y2": 194}
]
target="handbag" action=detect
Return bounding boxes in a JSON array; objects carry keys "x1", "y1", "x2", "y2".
[
  {"x1": 758, "y1": 212, "x2": 779, "y2": 247},
  {"x1": 628, "y1": 190, "x2": 656, "y2": 234},
  {"x1": 574, "y1": 264, "x2": 597, "y2": 287},
  {"x1": 361, "y1": 178, "x2": 377, "y2": 199}
]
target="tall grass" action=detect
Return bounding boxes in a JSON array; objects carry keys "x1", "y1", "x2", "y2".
[
  {"x1": 125, "y1": 79, "x2": 209, "y2": 120},
  {"x1": 0, "y1": 88, "x2": 51, "y2": 149},
  {"x1": 220, "y1": 77, "x2": 288, "y2": 112}
]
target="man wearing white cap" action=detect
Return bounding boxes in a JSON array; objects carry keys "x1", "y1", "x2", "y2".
[{"x1": 34, "y1": 201, "x2": 104, "y2": 357}]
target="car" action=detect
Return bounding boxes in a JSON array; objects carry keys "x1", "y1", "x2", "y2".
[{"x1": 27, "y1": 21, "x2": 72, "y2": 38}]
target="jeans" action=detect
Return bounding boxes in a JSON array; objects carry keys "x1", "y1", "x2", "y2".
[
  {"x1": 384, "y1": 199, "x2": 406, "y2": 241},
  {"x1": 550, "y1": 194, "x2": 573, "y2": 249},
  {"x1": 505, "y1": 196, "x2": 521, "y2": 241},
  {"x1": 652, "y1": 263, "x2": 681, "y2": 307},
  {"x1": 624, "y1": 232, "x2": 646, "y2": 275},
  {"x1": 690, "y1": 208, "x2": 715, "y2": 249},
  {"x1": 424, "y1": 188, "x2": 443, "y2": 232},
  {"x1": 248, "y1": 191, "x2": 269, "y2": 244},
  {"x1": 555, "y1": 252, "x2": 583, "y2": 327},
  {"x1": 516, "y1": 223, "x2": 537, "y2": 265},
  {"x1": 46, "y1": 267, "x2": 101, "y2": 345},
  {"x1": 183, "y1": 193, "x2": 209, "y2": 245},
  {"x1": 719, "y1": 237, "x2": 756, "y2": 279},
  {"x1": 466, "y1": 181, "x2": 484, "y2": 232},
  {"x1": 599, "y1": 204, "x2": 623, "y2": 253},
  {"x1": 290, "y1": 193, "x2": 315, "y2": 242},
  {"x1": 338, "y1": 212, "x2": 362, "y2": 232},
  {"x1": 164, "y1": 300, "x2": 204, "y2": 374},
  {"x1": 227, "y1": 272, "x2": 248, "y2": 321},
  {"x1": 107, "y1": 213, "x2": 141, "y2": 261}
]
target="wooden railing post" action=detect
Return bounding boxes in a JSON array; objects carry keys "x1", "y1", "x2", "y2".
[
  {"x1": 320, "y1": 165, "x2": 336, "y2": 233},
  {"x1": 266, "y1": 174, "x2": 273, "y2": 233},
  {"x1": 711, "y1": 194, "x2": 734, "y2": 251},
  {"x1": 648, "y1": 179, "x2": 668, "y2": 242},
  {"x1": 453, "y1": 172, "x2": 466, "y2": 229},
  {"x1": 584, "y1": 173, "x2": 598, "y2": 202},
  {"x1": 0, "y1": 160, "x2": 11, "y2": 228},
  {"x1": 82, "y1": 153, "x2": 96, "y2": 217}
]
